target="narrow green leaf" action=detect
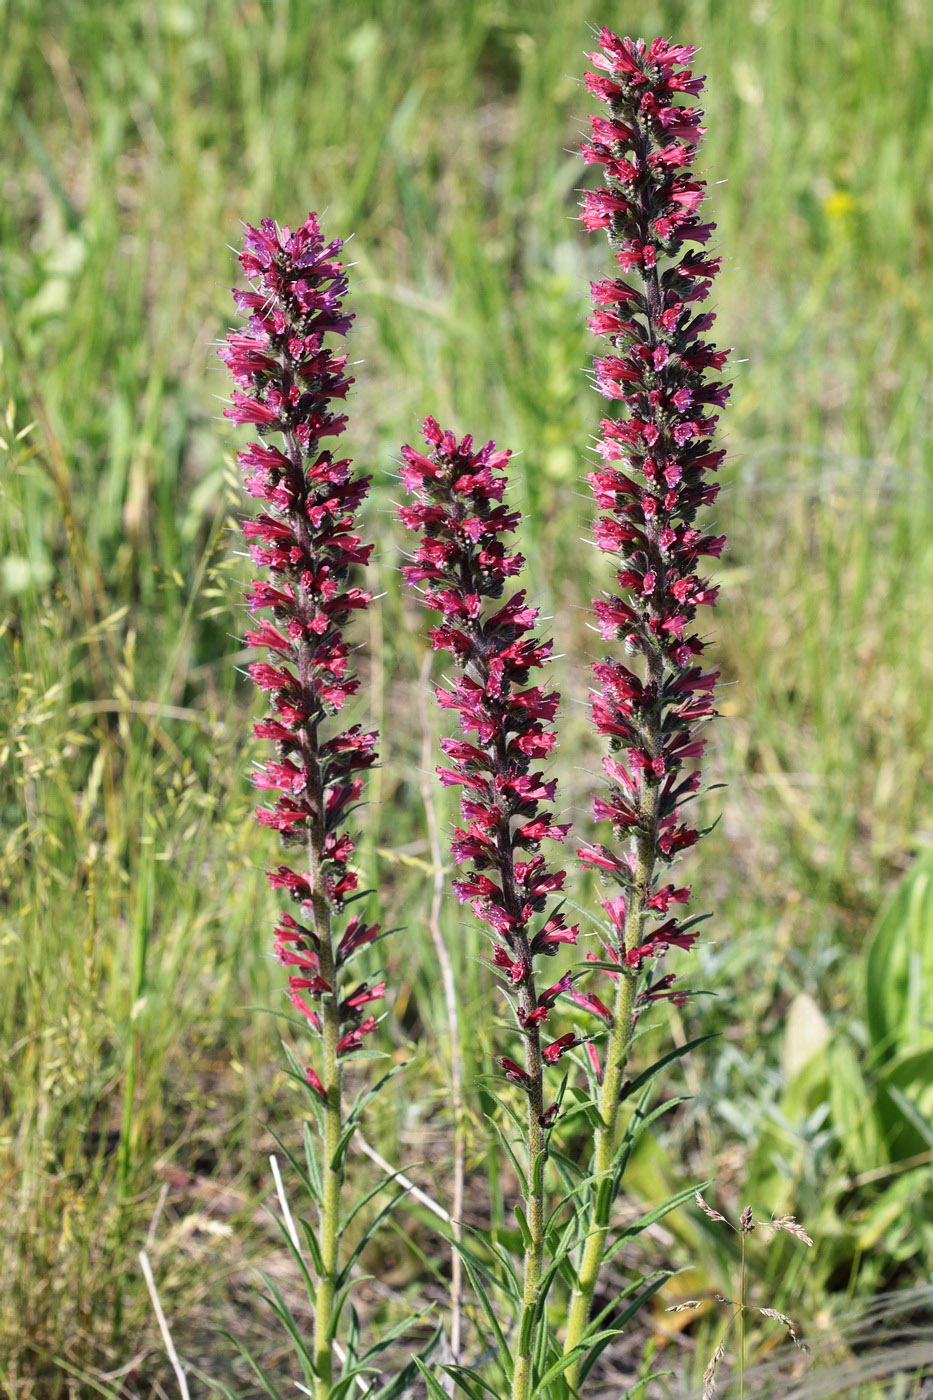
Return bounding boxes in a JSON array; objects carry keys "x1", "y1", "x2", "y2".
[
  {"x1": 222, "y1": 1328, "x2": 290, "y2": 1397},
  {"x1": 602, "y1": 1183, "x2": 701, "y2": 1264},
  {"x1": 458, "y1": 1251, "x2": 513, "y2": 1375},
  {"x1": 259, "y1": 1280, "x2": 316, "y2": 1387},
  {"x1": 583, "y1": 1272, "x2": 674, "y2": 1383},
  {"x1": 299, "y1": 1215, "x2": 324, "y2": 1275},
  {"x1": 415, "y1": 1358, "x2": 456, "y2": 1400},
  {"x1": 342, "y1": 1164, "x2": 408, "y2": 1235},
  {"x1": 304, "y1": 1119, "x2": 323, "y2": 1200},
  {"x1": 519, "y1": 1298, "x2": 536, "y2": 1356},
  {"x1": 514, "y1": 1202, "x2": 533, "y2": 1252},
  {"x1": 367, "y1": 1325, "x2": 443, "y2": 1400},
  {"x1": 530, "y1": 1147, "x2": 547, "y2": 1198},
  {"x1": 331, "y1": 1118, "x2": 359, "y2": 1173},
  {"x1": 491, "y1": 1118, "x2": 528, "y2": 1196},
  {"x1": 532, "y1": 1330, "x2": 620, "y2": 1394},
  {"x1": 331, "y1": 1272, "x2": 371, "y2": 1337},
  {"x1": 441, "y1": 1364, "x2": 501, "y2": 1400},
  {"x1": 456, "y1": 1221, "x2": 522, "y2": 1297},
  {"x1": 358, "y1": 1306, "x2": 435, "y2": 1362},
  {"x1": 886, "y1": 1083, "x2": 933, "y2": 1148},
  {"x1": 269, "y1": 1212, "x2": 316, "y2": 1299},
  {"x1": 265, "y1": 1123, "x2": 318, "y2": 1203},
  {"x1": 619, "y1": 1034, "x2": 717, "y2": 1102},
  {"x1": 352, "y1": 1059, "x2": 408, "y2": 1110},
  {"x1": 337, "y1": 1190, "x2": 409, "y2": 1287}
]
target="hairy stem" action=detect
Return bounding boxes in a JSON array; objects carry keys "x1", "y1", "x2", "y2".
[
  {"x1": 498, "y1": 803, "x2": 546, "y2": 1400},
  {"x1": 511, "y1": 974, "x2": 546, "y2": 1400},
  {"x1": 563, "y1": 653, "x2": 662, "y2": 1380},
  {"x1": 308, "y1": 769, "x2": 341, "y2": 1399},
  {"x1": 418, "y1": 657, "x2": 465, "y2": 1376}
]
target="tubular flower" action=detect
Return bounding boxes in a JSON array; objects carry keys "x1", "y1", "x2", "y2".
[
  {"x1": 563, "y1": 33, "x2": 728, "y2": 1381},
  {"x1": 221, "y1": 213, "x2": 382, "y2": 1058},
  {"x1": 580, "y1": 29, "x2": 727, "y2": 1056},
  {"x1": 396, "y1": 418, "x2": 581, "y2": 1104},
  {"x1": 221, "y1": 213, "x2": 381, "y2": 1399},
  {"x1": 397, "y1": 418, "x2": 584, "y2": 1399}
]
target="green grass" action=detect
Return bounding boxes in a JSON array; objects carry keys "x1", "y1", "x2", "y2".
[{"x1": 1, "y1": 0, "x2": 931, "y2": 1395}]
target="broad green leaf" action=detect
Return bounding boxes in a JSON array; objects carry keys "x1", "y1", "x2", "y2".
[
  {"x1": 878, "y1": 1049, "x2": 933, "y2": 1159},
  {"x1": 865, "y1": 850, "x2": 933, "y2": 1063},
  {"x1": 826, "y1": 1037, "x2": 885, "y2": 1171}
]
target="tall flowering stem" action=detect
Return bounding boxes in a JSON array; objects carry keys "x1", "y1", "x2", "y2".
[
  {"x1": 564, "y1": 31, "x2": 730, "y2": 1377},
  {"x1": 396, "y1": 420, "x2": 581, "y2": 1400},
  {"x1": 222, "y1": 214, "x2": 383, "y2": 1400}
]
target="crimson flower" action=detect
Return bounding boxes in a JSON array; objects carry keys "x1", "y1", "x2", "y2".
[
  {"x1": 578, "y1": 31, "x2": 729, "y2": 1046},
  {"x1": 396, "y1": 418, "x2": 587, "y2": 1124},
  {"x1": 221, "y1": 214, "x2": 383, "y2": 1087}
]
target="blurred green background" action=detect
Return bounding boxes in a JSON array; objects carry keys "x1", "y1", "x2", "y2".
[{"x1": 1, "y1": 0, "x2": 931, "y2": 1395}]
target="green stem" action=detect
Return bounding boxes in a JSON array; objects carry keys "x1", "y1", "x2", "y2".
[
  {"x1": 512, "y1": 1015, "x2": 545, "y2": 1400},
  {"x1": 306, "y1": 747, "x2": 342, "y2": 1400},
  {"x1": 561, "y1": 789, "x2": 657, "y2": 1385},
  {"x1": 484, "y1": 706, "x2": 548, "y2": 1400},
  {"x1": 739, "y1": 1234, "x2": 747, "y2": 1400}
]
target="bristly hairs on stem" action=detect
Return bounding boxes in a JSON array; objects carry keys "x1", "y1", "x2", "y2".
[
  {"x1": 563, "y1": 30, "x2": 732, "y2": 1383},
  {"x1": 221, "y1": 213, "x2": 385, "y2": 1400}
]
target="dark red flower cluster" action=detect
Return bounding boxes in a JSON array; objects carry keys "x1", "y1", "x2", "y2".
[
  {"x1": 396, "y1": 419, "x2": 582, "y2": 1107},
  {"x1": 578, "y1": 32, "x2": 729, "y2": 1015},
  {"x1": 221, "y1": 215, "x2": 382, "y2": 1086}
]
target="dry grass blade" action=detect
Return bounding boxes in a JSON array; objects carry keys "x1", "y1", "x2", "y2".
[{"x1": 138, "y1": 1251, "x2": 191, "y2": 1400}]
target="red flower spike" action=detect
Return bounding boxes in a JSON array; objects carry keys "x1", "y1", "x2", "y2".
[
  {"x1": 396, "y1": 419, "x2": 575, "y2": 1111},
  {"x1": 565, "y1": 58, "x2": 728, "y2": 1370},
  {"x1": 222, "y1": 213, "x2": 385, "y2": 1069},
  {"x1": 579, "y1": 31, "x2": 726, "y2": 984}
]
